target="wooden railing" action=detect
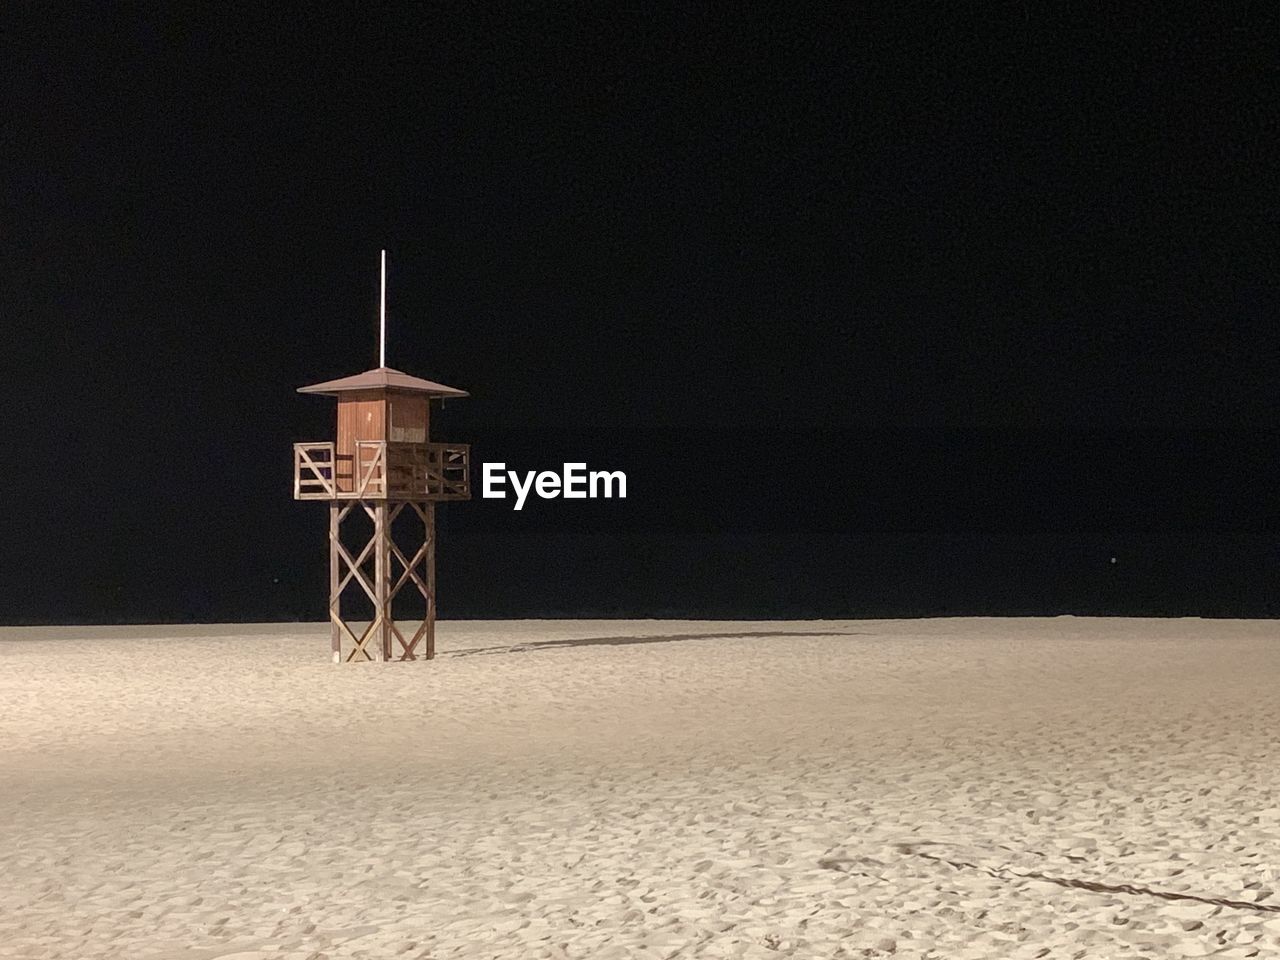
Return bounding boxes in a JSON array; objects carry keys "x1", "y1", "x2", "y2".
[
  {"x1": 430, "y1": 443, "x2": 470, "y2": 499},
  {"x1": 294, "y1": 442, "x2": 337, "y2": 498},
  {"x1": 294, "y1": 441, "x2": 470, "y2": 501}
]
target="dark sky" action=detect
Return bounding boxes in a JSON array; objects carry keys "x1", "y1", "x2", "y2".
[{"x1": 4, "y1": 6, "x2": 1277, "y2": 622}]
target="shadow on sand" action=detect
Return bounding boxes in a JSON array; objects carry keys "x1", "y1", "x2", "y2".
[{"x1": 445, "y1": 629, "x2": 868, "y2": 659}]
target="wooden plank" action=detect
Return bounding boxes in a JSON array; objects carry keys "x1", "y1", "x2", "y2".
[
  {"x1": 389, "y1": 539, "x2": 428, "y2": 598},
  {"x1": 329, "y1": 502, "x2": 340, "y2": 663},
  {"x1": 375, "y1": 501, "x2": 389, "y2": 662},
  {"x1": 333, "y1": 530, "x2": 378, "y2": 606},
  {"x1": 344, "y1": 617, "x2": 380, "y2": 662},
  {"x1": 425, "y1": 502, "x2": 436, "y2": 660},
  {"x1": 402, "y1": 618, "x2": 429, "y2": 660},
  {"x1": 388, "y1": 620, "x2": 415, "y2": 660}
]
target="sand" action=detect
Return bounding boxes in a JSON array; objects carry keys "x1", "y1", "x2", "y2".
[{"x1": 1, "y1": 617, "x2": 1278, "y2": 959}]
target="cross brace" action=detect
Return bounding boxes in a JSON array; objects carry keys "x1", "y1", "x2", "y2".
[{"x1": 329, "y1": 500, "x2": 436, "y2": 663}]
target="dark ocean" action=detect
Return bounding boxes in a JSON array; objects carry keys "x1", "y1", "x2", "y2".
[{"x1": 9, "y1": 428, "x2": 1276, "y2": 624}]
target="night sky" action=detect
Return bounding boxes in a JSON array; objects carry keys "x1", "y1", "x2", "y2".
[{"x1": 5, "y1": 6, "x2": 1277, "y2": 623}]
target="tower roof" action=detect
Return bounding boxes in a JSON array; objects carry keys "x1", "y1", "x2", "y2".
[{"x1": 297, "y1": 366, "x2": 469, "y2": 398}]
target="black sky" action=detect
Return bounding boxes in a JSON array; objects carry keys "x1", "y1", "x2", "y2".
[{"x1": 4, "y1": 6, "x2": 1277, "y2": 622}]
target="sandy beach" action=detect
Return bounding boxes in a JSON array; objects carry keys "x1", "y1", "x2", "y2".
[{"x1": 2, "y1": 617, "x2": 1278, "y2": 959}]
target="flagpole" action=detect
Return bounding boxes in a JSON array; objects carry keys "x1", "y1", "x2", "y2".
[{"x1": 379, "y1": 249, "x2": 387, "y2": 367}]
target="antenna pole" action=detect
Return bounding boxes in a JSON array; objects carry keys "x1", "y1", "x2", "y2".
[{"x1": 379, "y1": 249, "x2": 387, "y2": 367}]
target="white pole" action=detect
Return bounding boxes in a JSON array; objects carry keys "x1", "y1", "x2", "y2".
[{"x1": 379, "y1": 249, "x2": 387, "y2": 367}]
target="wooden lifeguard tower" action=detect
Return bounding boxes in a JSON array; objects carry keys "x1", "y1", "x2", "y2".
[{"x1": 293, "y1": 252, "x2": 470, "y2": 662}]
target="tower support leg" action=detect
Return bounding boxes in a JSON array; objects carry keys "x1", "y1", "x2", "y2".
[
  {"x1": 374, "y1": 501, "x2": 388, "y2": 662},
  {"x1": 329, "y1": 501, "x2": 340, "y2": 664},
  {"x1": 425, "y1": 502, "x2": 436, "y2": 660},
  {"x1": 328, "y1": 499, "x2": 437, "y2": 663}
]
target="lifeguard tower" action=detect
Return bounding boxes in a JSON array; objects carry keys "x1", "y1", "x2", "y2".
[{"x1": 293, "y1": 252, "x2": 470, "y2": 662}]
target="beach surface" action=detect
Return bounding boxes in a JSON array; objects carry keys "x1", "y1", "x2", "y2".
[{"x1": 2, "y1": 617, "x2": 1278, "y2": 959}]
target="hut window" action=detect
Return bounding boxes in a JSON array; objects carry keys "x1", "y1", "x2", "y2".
[{"x1": 389, "y1": 398, "x2": 427, "y2": 443}]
